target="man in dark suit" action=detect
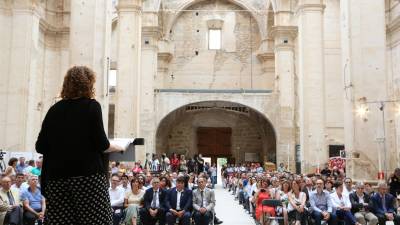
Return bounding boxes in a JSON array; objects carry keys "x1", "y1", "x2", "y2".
[
  {"x1": 349, "y1": 182, "x2": 378, "y2": 225},
  {"x1": 165, "y1": 176, "x2": 192, "y2": 225},
  {"x1": 370, "y1": 182, "x2": 400, "y2": 225},
  {"x1": 139, "y1": 177, "x2": 167, "y2": 225}
]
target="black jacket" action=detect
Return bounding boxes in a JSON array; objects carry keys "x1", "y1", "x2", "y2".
[
  {"x1": 349, "y1": 192, "x2": 372, "y2": 213},
  {"x1": 143, "y1": 188, "x2": 168, "y2": 211},
  {"x1": 165, "y1": 188, "x2": 193, "y2": 212},
  {"x1": 35, "y1": 98, "x2": 110, "y2": 196}
]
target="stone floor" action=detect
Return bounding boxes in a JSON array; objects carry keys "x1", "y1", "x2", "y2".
[{"x1": 214, "y1": 185, "x2": 256, "y2": 225}]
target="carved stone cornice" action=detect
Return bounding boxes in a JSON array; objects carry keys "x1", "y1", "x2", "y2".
[
  {"x1": 157, "y1": 52, "x2": 173, "y2": 72},
  {"x1": 39, "y1": 19, "x2": 69, "y2": 35},
  {"x1": 142, "y1": 26, "x2": 161, "y2": 38},
  {"x1": 116, "y1": 0, "x2": 142, "y2": 13},
  {"x1": 295, "y1": 3, "x2": 325, "y2": 14},
  {"x1": 257, "y1": 51, "x2": 275, "y2": 63},
  {"x1": 269, "y1": 26, "x2": 298, "y2": 39}
]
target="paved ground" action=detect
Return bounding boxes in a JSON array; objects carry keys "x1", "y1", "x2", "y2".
[{"x1": 214, "y1": 185, "x2": 256, "y2": 225}]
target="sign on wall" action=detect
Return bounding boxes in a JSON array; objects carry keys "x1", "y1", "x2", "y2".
[{"x1": 245, "y1": 152, "x2": 259, "y2": 162}]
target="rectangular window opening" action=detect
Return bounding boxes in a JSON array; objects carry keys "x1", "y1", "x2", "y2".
[
  {"x1": 108, "y1": 69, "x2": 117, "y2": 93},
  {"x1": 209, "y1": 29, "x2": 221, "y2": 50}
]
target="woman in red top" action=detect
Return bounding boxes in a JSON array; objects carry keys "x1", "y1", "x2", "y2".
[
  {"x1": 131, "y1": 162, "x2": 142, "y2": 174},
  {"x1": 170, "y1": 153, "x2": 180, "y2": 172},
  {"x1": 255, "y1": 178, "x2": 276, "y2": 225}
]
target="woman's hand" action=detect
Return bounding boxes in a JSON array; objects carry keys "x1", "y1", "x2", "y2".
[{"x1": 104, "y1": 143, "x2": 126, "y2": 153}]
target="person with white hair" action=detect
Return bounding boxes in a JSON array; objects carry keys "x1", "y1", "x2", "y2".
[
  {"x1": 349, "y1": 182, "x2": 378, "y2": 225},
  {"x1": 139, "y1": 177, "x2": 168, "y2": 225},
  {"x1": 20, "y1": 175, "x2": 45, "y2": 225}
]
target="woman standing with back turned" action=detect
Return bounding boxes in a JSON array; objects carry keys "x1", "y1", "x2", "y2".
[{"x1": 35, "y1": 66, "x2": 124, "y2": 225}]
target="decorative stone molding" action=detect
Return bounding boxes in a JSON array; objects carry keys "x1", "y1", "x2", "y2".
[
  {"x1": 207, "y1": 19, "x2": 224, "y2": 29},
  {"x1": 117, "y1": 0, "x2": 142, "y2": 12},
  {"x1": 295, "y1": 3, "x2": 325, "y2": 14},
  {"x1": 269, "y1": 26, "x2": 298, "y2": 40},
  {"x1": 158, "y1": 40, "x2": 173, "y2": 72},
  {"x1": 39, "y1": 19, "x2": 69, "y2": 35},
  {"x1": 269, "y1": 26, "x2": 298, "y2": 51},
  {"x1": 142, "y1": 26, "x2": 161, "y2": 48},
  {"x1": 257, "y1": 51, "x2": 274, "y2": 63}
]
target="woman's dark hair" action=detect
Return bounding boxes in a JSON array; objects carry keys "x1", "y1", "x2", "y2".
[
  {"x1": 130, "y1": 177, "x2": 139, "y2": 187},
  {"x1": 159, "y1": 176, "x2": 171, "y2": 188},
  {"x1": 325, "y1": 180, "x2": 334, "y2": 187},
  {"x1": 282, "y1": 180, "x2": 291, "y2": 192},
  {"x1": 261, "y1": 178, "x2": 271, "y2": 187},
  {"x1": 8, "y1": 158, "x2": 18, "y2": 166},
  {"x1": 291, "y1": 180, "x2": 300, "y2": 191},
  {"x1": 333, "y1": 181, "x2": 343, "y2": 189},
  {"x1": 61, "y1": 66, "x2": 96, "y2": 99}
]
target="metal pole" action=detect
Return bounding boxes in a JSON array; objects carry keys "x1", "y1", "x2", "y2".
[{"x1": 380, "y1": 102, "x2": 388, "y2": 179}]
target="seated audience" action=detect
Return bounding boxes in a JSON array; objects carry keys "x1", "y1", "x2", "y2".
[
  {"x1": 124, "y1": 177, "x2": 145, "y2": 225},
  {"x1": 192, "y1": 177, "x2": 215, "y2": 225},
  {"x1": 120, "y1": 174, "x2": 131, "y2": 192},
  {"x1": 254, "y1": 178, "x2": 275, "y2": 225},
  {"x1": 21, "y1": 175, "x2": 45, "y2": 225},
  {"x1": 343, "y1": 178, "x2": 354, "y2": 196},
  {"x1": 165, "y1": 176, "x2": 192, "y2": 225},
  {"x1": 349, "y1": 182, "x2": 378, "y2": 225},
  {"x1": 371, "y1": 182, "x2": 400, "y2": 225},
  {"x1": 330, "y1": 181, "x2": 359, "y2": 225},
  {"x1": 109, "y1": 174, "x2": 125, "y2": 225},
  {"x1": 288, "y1": 180, "x2": 307, "y2": 225},
  {"x1": 276, "y1": 180, "x2": 291, "y2": 225},
  {"x1": 0, "y1": 176, "x2": 23, "y2": 225},
  {"x1": 310, "y1": 179, "x2": 337, "y2": 225},
  {"x1": 139, "y1": 177, "x2": 167, "y2": 225},
  {"x1": 11, "y1": 173, "x2": 28, "y2": 191}
]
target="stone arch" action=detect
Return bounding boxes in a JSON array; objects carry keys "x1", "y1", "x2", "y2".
[
  {"x1": 163, "y1": 0, "x2": 273, "y2": 40},
  {"x1": 155, "y1": 100, "x2": 277, "y2": 163}
]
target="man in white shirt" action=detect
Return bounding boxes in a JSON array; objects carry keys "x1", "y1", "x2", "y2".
[
  {"x1": 11, "y1": 173, "x2": 28, "y2": 191},
  {"x1": 109, "y1": 175, "x2": 125, "y2": 225},
  {"x1": 119, "y1": 174, "x2": 131, "y2": 192},
  {"x1": 343, "y1": 178, "x2": 354, "y2": 196},
  {"x1": 330, "y1": 181, "x2": 358, "y2": 225},
  {"x1": 165, "y1": 176, "x2": 192, "y2": 225}
]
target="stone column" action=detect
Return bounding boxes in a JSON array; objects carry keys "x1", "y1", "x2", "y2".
[
  {"x1": 114, "y1": 0, "x2": 142, "y2": 138},
  {"x1": 270, "y1": 26, "x2": 298, "y2": 172},
  {"x1": 138, "y1": 12, "x2": 159, "y2": 161},
  {"x1": 69, "y1": 0, "x2": 112, "y2": 128},
  {"x1": 3, "y1": 1, "x2": 41, "y2": 151},
  {"x1": 340, "y1": 0, "x2": 388, "y2": 179},
  {"x1": 296, "y1": 0, "x2": 326, "y2": 173}
]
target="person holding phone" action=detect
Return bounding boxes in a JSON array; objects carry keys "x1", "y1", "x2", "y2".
[
  {"x1": 35, "y1": 66, "x2": 125, "y2": 225},
  {"x1": 254, "y1": 178, "x2": 275, "y2": 224}
]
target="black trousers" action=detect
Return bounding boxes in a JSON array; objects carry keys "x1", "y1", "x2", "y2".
[
  {"x1": 5, "y1": 206, "x2": 23, "y2": 225},
  {"x1": 139, "y1": 207, "x2": 166, "y2": 225},
  {"x1": 112, "y1": 206, "x2": 125, "y2": 225},
  {"x1": 24, "y1": 208, "x2": 42, "y2": 225},
  {"x1": 377, "y1": 214, "x2": 400, "y2": 225},
  {"x1": 193, "y1": 211, "x2": 212, "y2": 225}
]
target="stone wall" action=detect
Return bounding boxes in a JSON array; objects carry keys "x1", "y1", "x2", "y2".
[{"x1": 162, "y1": 0, "x2": 272, "y2": 90}]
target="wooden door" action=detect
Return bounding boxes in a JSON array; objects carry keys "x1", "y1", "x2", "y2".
[{"x1": 197, "y1": 127, "x2": 231, "y2": 157}]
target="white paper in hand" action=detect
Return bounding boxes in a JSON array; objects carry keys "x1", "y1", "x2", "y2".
[
  {"x1": 110, "y1": 138, "x2": 134, "y2": 150},
  {"x1": 108, "y1": 138, "x2": 136, "y2": 162}
]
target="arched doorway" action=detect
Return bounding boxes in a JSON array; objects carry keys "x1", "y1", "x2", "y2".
[{"x1": 155, "y1": 101, "x2": 276, "y2": 165}]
